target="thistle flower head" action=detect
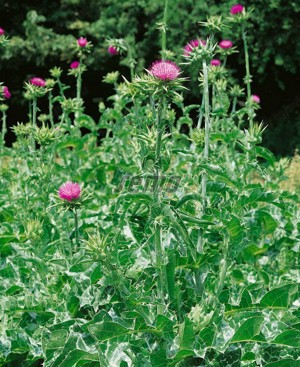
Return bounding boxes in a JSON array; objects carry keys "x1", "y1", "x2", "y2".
[
  {"x1": 0, "y1": 28, "x2": 4, "y2": 36},
  {"x1": 219, "y1": 40, "x2": 233, "y2": 49},
  {"x1": 3, "y1": 86, "x2": 11, "y2": 99},
  {"x1": 231, "y1": 4, "x2": 244, "y2": 14},
  {"x1": 210, "y1": 59, "x2": 221, "y2": 67},
  {"x1": 70, "y1": 61, "x2": 80, "y2": 69},
  {"x1": 77, "y1": 37, "x2": 87, "y2": 47},
  {"x1": 58, "y1": 182, "x2": 81, "y2": 202},
  {"x1": 184, "y1": 39, "x2": 206, "y2": 56},
  {"x1": 252, "y1": 94, "x2": 261, "y2": 104},
  {"x1": 148, "y1": 60, "x2": 180, "y2": 81},
  {"x1": 30, "y1": 77, "x2": 46, "y2": 87},
  {"x1": 108, "y1": 45, "x2": 118, "y2": 55}
]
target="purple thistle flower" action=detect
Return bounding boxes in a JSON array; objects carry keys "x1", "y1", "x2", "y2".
[
  {"x1": 210, "y1": 59, "x2": 221, "y2": 67},
  {"x1": 0, "y1": 28, "x2": 5, "y2": 36},
  {"x1": 184, "y1": 39, "x2": 206, "y2": 56},
  {"x1": 58, "y1": 182, "x2": 81, "y2": 202},
  {"x1": 30, "y1": 77, "x2": 46, "y2": 87},
  {"x1": 149, "y1": 60, "x2": 180, "y2": 81},
  {"x1": 70, "y1": 61, "x2": 80, "y2": 69},
  {"x1": 219, "y1": 40, "x2": 233, "y2": 49},
  {"x1": 77, "y1": 37, "x2": 87, "y2": 47},
  {"x1": 3, "y1": 86, "x2": 11, "y2": 99},
  {"x1": 108, "y1": 45, "x2": 118, "y2": 55},
  {"x1": 252, "y1": 94, "x2": 261, "y2": 104},
  {"x1": 231, "y1": 4, "x2": 244, "y2": 14}
]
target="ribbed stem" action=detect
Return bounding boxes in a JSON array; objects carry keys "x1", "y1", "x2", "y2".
[
  {"x1": 73, "y1": 208, "x2": 79, "y2": 250},
  {"x1": 57, "y1": 78, "x2": 65, "y2": 98},
  {"x1": 197, "y1": 96, "x2": 205, "y2": 129},
  {"x1": 154, "y1": 95, "x2": 166, "y2": 314},
  {"x1": 32, "y1": 98, "x2": 37, "y2": 126},
  {"x1": 201, "y1": 60, "x2": 210, "y2": 212},
  {"x1": 1, "y1": 110, "x2": 7, "y2": 146},
  {"x1": 126, "y1": 41, "x2": 135, "y2": 81},
  {"x1": 49, "y1": 90, "x2": 54, "y2": 127},
  {"x1": 242, "y1": 24, "x2": 252, "y2": 100},
  {"x1": 76, "y1": 56, "x2": 83, "y2": 100}
]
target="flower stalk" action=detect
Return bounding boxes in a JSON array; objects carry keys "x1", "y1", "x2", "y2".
[
  {"x1": 153, "y1": 95, "x2": 166, "y2": 314},
  {"x1": 76, "y1": 56, "x2": 83, "y2": 100},
  {"x1": 48, "y1": 90, "x2": 54, "y2": 127},
  {"x1": 1, "y1": 109, "x2": 7, "y2": 146},
  {"x1": 73, "y1": 207, "x2": 79, "y2": 250},
  {"x1": 242, "y1": 23, "x2": 253, "y2": 122},
  {"x1": 32, "y1": 97, "x2": 37, "y2": 126},
  {"x1": 201, "y1": 59, "x2": 210, "y2": 212}
]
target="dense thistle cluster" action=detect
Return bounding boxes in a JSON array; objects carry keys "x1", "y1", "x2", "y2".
[{"x1": 0, "y1": 3, "x2": 260, "y2": 111}]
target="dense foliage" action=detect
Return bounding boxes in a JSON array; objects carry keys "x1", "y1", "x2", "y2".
[
  {"x1": 0, "y1": 2, "x2": 300, "y2": 367},
  {"x1": 1, "y1": 0, "x2": 300, "y2": 154}
]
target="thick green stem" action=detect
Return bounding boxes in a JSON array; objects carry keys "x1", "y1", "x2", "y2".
[
  {"x1": 76, "y1": 56, "x2": 83, "y2": 100},
  {"x1": 201, "y1": 60, "x2": 210, "y2": 212},
  {"x1": 242, "y1": 24, "x2": 252, "y2": 100},
  {"x1": 242, "y1": 24, "x2": 254, "y2": 123},
  {"x1": 49, "y1": 90, "x2": 54, "y2": 127},
  {"x1": 73, "y1": 208, "x2": 79, "y2": 250},
  {"x1": 1, "y1": 110, "x2": 7, "y2": 146},
  {"x1": 154, "y1": 223, "x2": 164, "y2": 314},
  {"x1": 155, "y1": 104, "x2": 164, "y2": 177},
  {"x1": 126, "y1": 42, "x2": 135, "y2": 81},
  {"x1": 197, "y1": 60, "x2": 210, "y2": 253},
  {"x1": 57, "y1": 78, "x2": 65, "y2": 98},
  {"x1": 196, "y1": 96, "x2": 205, "y2": 129},
  {"x1": 32, "y1": 98, "x2": 37, "y2": 126},
  {"x1": 154, "y1": 95, "x2": 166, "y2": 314},
  {"x1": 231, "y1": 97, "x2": 237, "y2": 113},
  {"x1": 161, "y1": 0, "x2": 169, "y2": 59}
]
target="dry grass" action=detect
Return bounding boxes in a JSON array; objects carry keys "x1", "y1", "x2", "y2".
[{"x1": 280, "y1": 150, "x2": 300, "y2": 193}]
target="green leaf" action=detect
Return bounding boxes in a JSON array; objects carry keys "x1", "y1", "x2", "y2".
[
  {"x1": 150, "y1": 349, "x2": 167, "y2": 367},
  {"x1": 69, "y1": 260, "x2": 94, "y2": 273},
  {"x1": 199, "y1": 325, "x2": 215, "y2": 347},
  {"x1": 166, "y1": 252, "x2": 177, "y2": 309},
  {"x1": 227, "y1": 215, "x2": 243, "y2": 243},
  {"x1": 76, "y1": 114, "x2": 97, "y2": 131},
  {"x1": 168, "y1": 350, "x2": 194, "y2": 367},
  {"x1": 179, "y1": 317, "x2": 195, "y2": 350},
  {"x1": 264, "y1": 360, "x2": 300, "y2": 367},
  {"x1": 198, "y1": 163, "x2": 238, "y2": 187},
  {"x1": 273, "y1": 329, "x2": 300, "y2": 347},
  {"x1": 255, "y1": 210, "x2": 278, "y2": 234},
  {"x1": 175, "y1": 193, "x2": 202, "y2": 208},
  {"x1": 260, "y1": 284, "x2": 297, "y2": 308},
  {"x1": 88, "y1": 322, "x2": 129, "y2": 342},
  {"x1": 230, "y1": 316, "x2": 265, "y2": 343}
]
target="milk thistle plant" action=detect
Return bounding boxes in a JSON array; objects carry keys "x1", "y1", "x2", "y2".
[{"x1": 0, "y1": 4, "x2": 299, "y2": 367}]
